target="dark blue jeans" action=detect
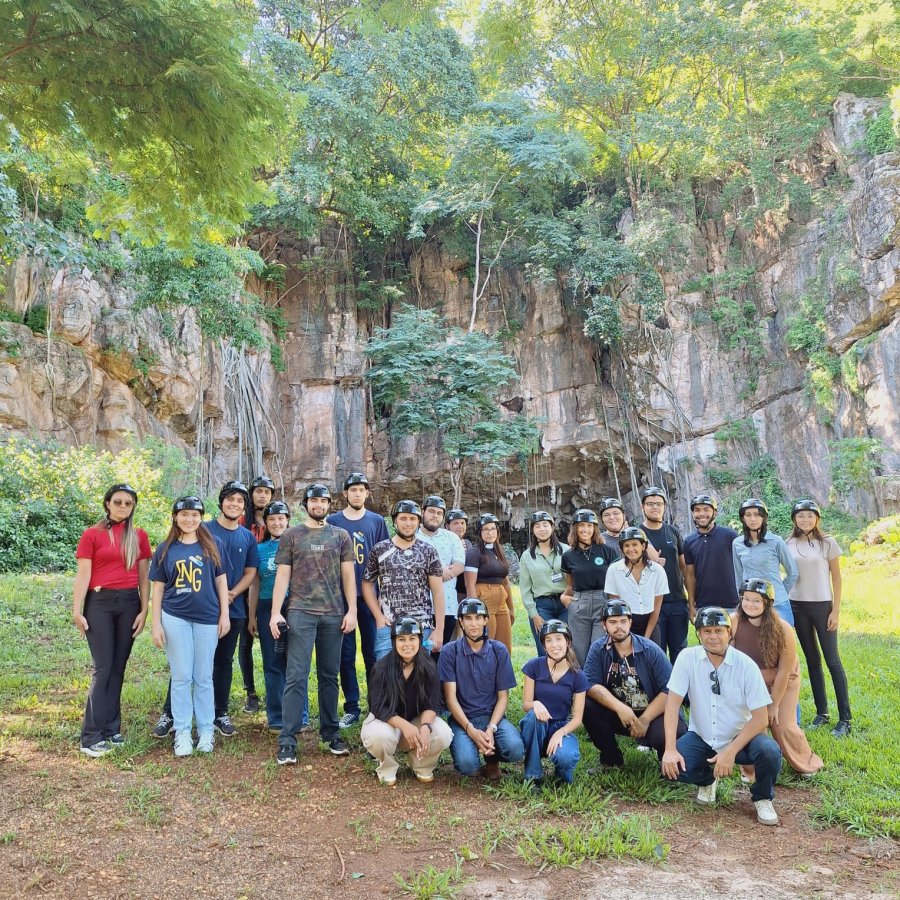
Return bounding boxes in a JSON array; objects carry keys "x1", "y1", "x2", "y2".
[
  {"x1": 676, "y1": 730, "x2": 782, "y2": 802},
  {"x1": 280, "y1": 609, "x2": 343, "y2": 749},
  {"x1": 657, "y1": 602, "x2": 688, "y2": 664},
  {"x1": 519, "y1": 710, "x2": 580, "y2": 782},
  {"x1": 528, "y1": 595, "x2": 568, "y2": 656},
  {"x1": 448, "y1": 714, "x2": 525, "y2": 776},
  {"x1": 255, "y1": 601, "x2": 287, "y2": 728}
]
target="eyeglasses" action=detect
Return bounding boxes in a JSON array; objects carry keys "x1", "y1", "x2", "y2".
[{"x1": 709, "y1": 670, "x2": 721, "y2": 695}]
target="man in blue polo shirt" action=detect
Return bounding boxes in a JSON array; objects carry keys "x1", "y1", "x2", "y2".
[
  {"x1": 684, "y1": 494, "x2": 739, "y2": 617},
  {"x1": 582, "y1": 600, "x2": 686, "y2": 766},
  {"x1": 438, "y1": 599, "x2": 525, "y2": 780}
]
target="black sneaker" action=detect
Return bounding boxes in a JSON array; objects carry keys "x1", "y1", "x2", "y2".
[
  {"x1": 81, "y1": 741, "x2": 113, "y2": 758},
  {"x1": 329, "y1": 737, "x2": 350, "y2": 756},
  {"x1": 151, "y1": 713, "x2": 174, "y2": 739},
  {"x1": 213, "y1": 715, "x2": 237, "y2": 737},
  {"x1": 338, "y1": 712, "x2": 360, "y2": 729},
  {"x1": 810, "y1": 713, "x2": 830, "y2": 729},
  {"x1": 243, "y1": 694, "x2": 260, "y2": 714},
  {"x1": 830, "y1": 720, "x2": 851, "y2": 738},
  {"x1": 109, "y1": 733, "x2": 126, "y2": 746},
  {"x1": 277, "y1": 745, "x2": 297, "y2": 765}
]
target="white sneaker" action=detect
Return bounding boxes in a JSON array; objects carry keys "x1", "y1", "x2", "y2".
[
  {"x1": 696, "y1": 779, "x2": 718, "y2": 805},
  {"x1": 196, "y1": 732, "x2": 214, "y2": 753},
  {"x1": 174, "y1": 731, "x2": 193, "y2": 757},
  {"x1": 754, "y1": 799, "x2": 779, "y2": 826}
]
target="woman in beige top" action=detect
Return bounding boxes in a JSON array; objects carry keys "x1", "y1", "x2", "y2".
[
  {"x1": 731, "y1": 578, "x2": 824, "y2": 778},
  {"x1": 787, "y1": 500, "x2": 851, "y2": 738}
]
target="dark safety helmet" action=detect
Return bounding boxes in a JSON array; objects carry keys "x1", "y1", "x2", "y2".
[
  {"x1": 791, "y1": 499, "x2": 821, "y2": 520},
  {"x1": 530, "y1": 510, "x2": 554, "y2": 525},
  {"x1": 218, "y1": 480, "x2": 250, "y2": 510},
  {"x1": 619, "y1": 526, "x2": 648, "y2": 545},
  {"x1": 740, "y1": 578, "x2": 776, "y2": 602},
  {"x1": 173, "y1": 496, "x2": 205, "y2": 515},
  {"x1": 641, "y1": 486, "x2": 667, "y2": 503},
  {"x1": 104, "y1": 483, "x2": 138, "y2": 506},
  {"x1": 572, "y1": 508, "x2": 599, "y2": 525},
  {"x1": 738, "y1": 498, "x2": 769, "y2": 518},
  {"x1": 343, "y1": 472, "x2": 369, "y2": 490},
  {"x1": 476, "y1": 513, "x2": 500, "y2": 530},
  {"x1": 423, "y1": 495, "x2": 447, "y2": 511},
  {"x1": 457, "y1": 598, "x2": 488, "y2": 620},
  {"x1": 539, "y1": 619, "x2": 572, "y2": 643},
  {"x1": 446, "y1": 508, "x2": 468, "y2": 523},
  {"x1": 690, "y1": 494, "x2": 719, "y2": 513},
  {"x1": 304, "y1": 483, "x2": 332, "y2": 507},
  {"x1": 600, "y1": 497, "x2": 625, "y2": 513},
  {"x1": 601, "y1": 599, "x2": 633, "y2": 620},
  {"x1": 263, "y1": 500, "x2": 291, "y2": 519},
  {"x1": 694, "y1": 606, "x2": 732, "y2": 631},
  {"x1": 250, "y1": 475, "x2": 275, "y2": 491},
  {"x1": 392, "y1": 499, "x2": 422, "y2": 519},
  {"x1": 391, "y1": 617, "x2": 424, "y2": 639}
]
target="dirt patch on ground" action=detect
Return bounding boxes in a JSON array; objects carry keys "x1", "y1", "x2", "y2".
[{"x1": 0, "y1": 723, "x2": 895, "y2": 899}]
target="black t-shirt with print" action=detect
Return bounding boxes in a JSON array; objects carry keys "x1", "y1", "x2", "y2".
[
  {"x1": 561, "y1": 543, "x2": 619, "y2": 591},
  {"x1": 606, "y1": 651, "x2": 650, "y2": 712}
]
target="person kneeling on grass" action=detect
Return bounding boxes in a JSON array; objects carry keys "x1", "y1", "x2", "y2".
[
  {"x1": 662, "y1": 607, "x2": 783, "y2": 826},
  {"x1": 360, "y1": 617, "x2": 452, "y2": 786},
  {"x1": 520, "y1": 620, "x2": 587, "y2": 788},
  {"x1": 582, "y1": 600, "x2": 686, "y2": 767},
  {"x1": 438, "y1": 599, "x2": 525, "y2": 780}
]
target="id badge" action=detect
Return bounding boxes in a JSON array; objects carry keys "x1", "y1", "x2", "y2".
[{"x1": 550, "y1": 572, "x2": 563, "y2": 584}]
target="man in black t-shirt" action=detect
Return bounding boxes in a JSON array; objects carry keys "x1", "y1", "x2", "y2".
[{"x1": 640, "y1": 487, "x2": 688, "y2": 664}]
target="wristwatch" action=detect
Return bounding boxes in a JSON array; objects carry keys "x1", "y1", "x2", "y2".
[{"x1": 487, "y1": 723, "x2": 498, "y2": 734}]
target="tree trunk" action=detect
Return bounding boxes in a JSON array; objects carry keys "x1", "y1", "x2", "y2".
[{"x1": 450, "y1": 457, "x2": 466, "y2": 509}]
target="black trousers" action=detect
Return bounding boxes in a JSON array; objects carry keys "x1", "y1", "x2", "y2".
[
  {"x1": 81, "y1": 590, "x2": 139, "y2": 747},
  {"x1": 791, "y1": 601, "x2": 851, "y2": 722},
  {"x1": 582, "y1": 697, "x2": 685, "y2": 766},
  {"x1": 238, "y1": 618, "x2": 257, "y2": 696},
  {"x1": 163, "y1": 618, "x2": 245, "y2": 719}
]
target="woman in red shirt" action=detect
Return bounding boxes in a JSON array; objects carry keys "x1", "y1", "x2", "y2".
[{"x1": 72, "y1": 484, "x2": 152, "y2": 757}]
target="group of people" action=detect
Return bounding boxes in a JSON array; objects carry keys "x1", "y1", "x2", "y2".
[{"x1": 72, "y1": 477, "x2": 851, "y2": 826}]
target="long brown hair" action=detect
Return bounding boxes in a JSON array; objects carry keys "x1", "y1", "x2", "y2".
[
  {"x1": 566, "y1": 522, "x2": 605, "y2": 548},
  {"x1": 95, "y1": 487, "x2": 141, "y2": 570},
  {"x1": 736, "y1": 594, "x2": 785, "y2": 668},
  {"x1": 789, "y1": 521, "x2": 829, "y2": 553},
  {"x1": 158, "y1": 519, "x2": 222, "y2": 568}
]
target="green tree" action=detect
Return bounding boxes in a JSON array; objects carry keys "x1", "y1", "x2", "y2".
[
  {"x1": 365, "y1": 305, "x2": 541, "y2": 507},
  {"x1": 1, "y1": 0, "x2": 275, "y2": 241}
]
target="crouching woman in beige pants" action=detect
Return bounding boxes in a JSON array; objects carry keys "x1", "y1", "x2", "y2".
[{"x1": 361, "y1": 617, "x2": 452, "y2": 785}]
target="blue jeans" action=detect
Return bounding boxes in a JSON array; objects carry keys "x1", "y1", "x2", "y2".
[
  {"x1": 340, "y1": 629, "x2": 360, "y2": 716},
  {"x1": 448, "y1": 714, "x2": 525, "y2": 776},
  {"x1": 255, "y1": 601, "x2": 288, "y2": 729},
  {"x1": 676, "y1": 729, "x2": 782, "y2": 802},
  {"x1": 162, "y1": 610, "x2": 218, "y2": 737},
  {"x1": 657, "y1": 602, "x2": 689, "y2": 664},
  {"x1": 519, "y1": 710, "x2": 580, "y2": 783},
  {"x1": 280, "y1": 609, "x2": 343, "y2": 749},
  {"x1": 374, "y1": 623, "x2": 433, "y2": 660},
  {"x1": 528, "y1": 596, "x2": 568, "y2": 656},
  {"x1": 774, "y1": 601, "x2": 794, "y2": 627}
]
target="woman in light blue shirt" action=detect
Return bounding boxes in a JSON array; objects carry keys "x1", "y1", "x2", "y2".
[{"x1": 732, "y1": 499, "x2": 798, "y2": 626}]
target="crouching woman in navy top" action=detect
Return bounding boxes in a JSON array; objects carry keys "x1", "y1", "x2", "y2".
[
  {"x1": 520, "y1": 620, "x2": 587, "y2": 787},
  {"x1": 150, "y1": 497, "x2": 229, "y2": 757}
]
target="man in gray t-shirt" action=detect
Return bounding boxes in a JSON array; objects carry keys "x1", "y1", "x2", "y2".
[{"x1": 270, "y1": 484, "x2": 356, "y2": 763}]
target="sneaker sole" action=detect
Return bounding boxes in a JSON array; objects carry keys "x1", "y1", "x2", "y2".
[
  {"x1": 277, "y1": 756, "x2": 297, "y2": 766},
  {"x1": 329, "y1": 747, "x2": 351, "y2": 756},
  {"x1": 757, "y1": 814, "x2": 779, "y2": 826},
  {"x1": 214, "y1": 726, "x2": 237, "y2": 737},
  {"x1": 80, "y1": 747, "x2": 110, "y2": 758},
  {"x1": 151, "y1": 730, "x2": 173, "y2": 739}
]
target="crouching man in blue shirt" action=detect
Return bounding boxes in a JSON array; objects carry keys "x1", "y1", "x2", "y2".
[
  {"x1": 582, "y1": 600, "x2": 686, "y2": 766},
  {"x1": 662, "y1": 606, "x2": 782, "y2": 826},
  {"x1": 438, "y1": 599, "x2": 525, "y2": 780}
]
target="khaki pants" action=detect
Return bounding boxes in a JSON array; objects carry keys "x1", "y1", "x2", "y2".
[
  {"x1": 360, "y1": 713, "x2": 453, "y2": 783},
  {"x1": 476, "y1": 582, "x2": 512, "y2": 653}
]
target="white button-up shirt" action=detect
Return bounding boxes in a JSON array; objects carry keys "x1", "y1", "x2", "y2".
[
  {"x1": 604, "y1": 558, "x2": 669, "y2": 615},
  {"x1": 667, "y1": 645, "x2": 771, "y2": 750}
]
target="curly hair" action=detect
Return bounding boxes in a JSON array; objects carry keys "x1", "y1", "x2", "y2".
[{"x1": 736, "y1": 593, "x2": 785, "y2": 668}]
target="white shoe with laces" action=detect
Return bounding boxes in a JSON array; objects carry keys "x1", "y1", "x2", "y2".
[
  {"x1": 174, "y1": 731, "x2": 193, "y2": 757},
  {"x1": 695, "y1": 779, "x2": 718, "y2": 805},
  {"x1": 754, "y1": 799, "x2": 779, "y2": 826}
]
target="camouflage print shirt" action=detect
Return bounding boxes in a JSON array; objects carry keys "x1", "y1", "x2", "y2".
[{"x1": 275, "y1": 522, "x2": 354, "y2": 616}]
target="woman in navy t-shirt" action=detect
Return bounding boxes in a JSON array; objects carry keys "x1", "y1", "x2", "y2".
[
  {"x1": 519, "y1": 620, "x2": 588, "y2": 786},
  {"x1": 150, "y1": 497, "x2": 229, "y2": 757}
]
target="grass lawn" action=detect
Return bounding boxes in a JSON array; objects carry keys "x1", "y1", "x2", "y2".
[{"x1": 1, "y1": 540, "x2": 897, "y2": 849}]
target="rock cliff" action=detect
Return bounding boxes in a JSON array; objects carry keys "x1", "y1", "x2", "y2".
[{"x1": 1, "y1": 95, "x2": 898, "y2": 530}]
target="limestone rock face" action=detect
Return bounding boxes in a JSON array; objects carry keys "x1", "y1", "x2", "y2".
[{"x1": 1, "y1": 96, "x2": 898, "y2": 528}]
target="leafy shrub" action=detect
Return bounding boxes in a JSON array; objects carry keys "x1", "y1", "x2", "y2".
[
  {"x1": 863, "y1": 105, "x2": 899, "y2": 156},
  {"x1": 0, "y1": 434, "x2": 197, "y2": 573}
]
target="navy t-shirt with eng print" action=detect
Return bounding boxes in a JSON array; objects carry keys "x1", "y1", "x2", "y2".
[{"x1": 150, "y1": 539, "x2": 225, "y2": 625}]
